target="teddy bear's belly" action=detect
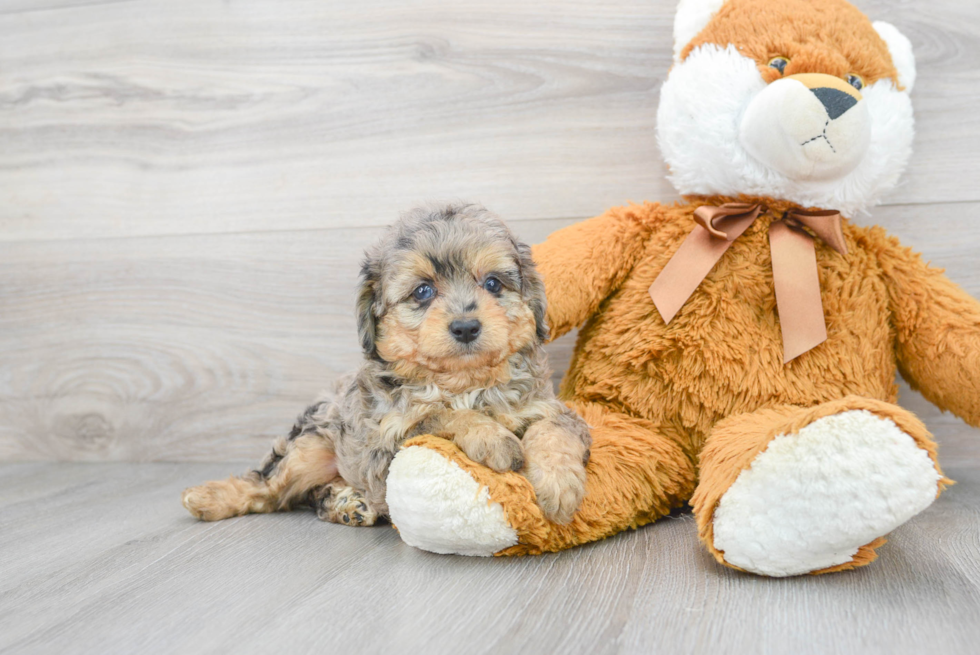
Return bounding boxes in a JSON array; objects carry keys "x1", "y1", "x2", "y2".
[{"x1": 561, "y1": 241, "x2": 899, "y2": 456}]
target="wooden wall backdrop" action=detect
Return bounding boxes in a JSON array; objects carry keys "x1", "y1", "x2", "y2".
[{"x1": 1, "y1": 0, "x2": 978, "y2": 462}]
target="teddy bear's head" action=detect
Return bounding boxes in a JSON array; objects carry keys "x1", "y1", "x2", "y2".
[{"x1": 658, "y1": 0, "x2": 916, "y2": 215}]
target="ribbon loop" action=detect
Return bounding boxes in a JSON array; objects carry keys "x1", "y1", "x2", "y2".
[
  {"x1": 649, "y1": 203, "x2": 763, "y2": 324},
  {"x1": 648, "y1": 202, "x2": 848, "y2": 363},
  {"x1": 784, "y1": 208, "x2": 848, "y2": 256},
  {"x1": 692, "y1": 203, "x2": 763, "y2": 240}
]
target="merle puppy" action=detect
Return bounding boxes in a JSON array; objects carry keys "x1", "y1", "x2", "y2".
[{"x1": 182, "y1": 204, "x2": 591, "y2": 525}]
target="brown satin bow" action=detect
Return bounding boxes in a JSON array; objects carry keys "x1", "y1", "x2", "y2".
[{"x1": 648, "y1": 202, "x2": 848, "y2": 363}]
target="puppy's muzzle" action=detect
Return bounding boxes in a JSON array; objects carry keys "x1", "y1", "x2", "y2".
[{"x1": 449, "y1": 319, "x2": 482, "y2": 344}]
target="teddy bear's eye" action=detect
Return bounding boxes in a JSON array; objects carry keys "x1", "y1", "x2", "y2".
[
  {"x1": 768, "y1": 57, "x2": 789, "y2": 74},
  {"x1": 846, "y1": 74, "x2": 864, "y2": 91}
]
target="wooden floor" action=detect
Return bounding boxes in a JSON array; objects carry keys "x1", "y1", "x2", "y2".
[
  {"x1": 1, "y1": 462, "x2": 978, "y2": 655},
  {"x1": 2, "y1": 1, "x2": 980, "y2": 653}
]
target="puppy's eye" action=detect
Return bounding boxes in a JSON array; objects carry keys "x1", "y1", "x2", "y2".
[
  {"x1": 412, "y1": 283, "x2": 435, "y2": 302},
  {"x1": 483, "y1": 276, "x2": 502, "y2": 294},
  {"x1": 846, "y1": 74, "x2": 864, "y2": 91},
  {"x1": 768, "y1": 57, "x2": 789, "y2": 75}
]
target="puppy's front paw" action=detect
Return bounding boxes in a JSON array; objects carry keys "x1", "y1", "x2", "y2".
[
  {"x1": 524, "y1": 458, "x2": 587, "y2": 524},
  {"x1": 459, "y1": 423, "x2": 525, "y2": 473}
]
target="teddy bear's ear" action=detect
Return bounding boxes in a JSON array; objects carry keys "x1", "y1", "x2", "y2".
[
  {"x1": 673, "y1": 0, "x2": 727, "y2": 62},
  {"x1": 873, "y1": 21, "x2": 916, "y2": 92}
]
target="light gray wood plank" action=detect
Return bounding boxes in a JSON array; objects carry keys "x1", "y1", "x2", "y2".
[
  {"x1": 0, "y1": 0, "x2": 978, "y2": 242},
  {"x1": 0, "y1": 218, "x2": 573, "y2": 462},
  {"x1": 0, "y1": 0, "x2": 675, "y2": 241},
  {"x1": 0, "y1": 462, "x2": 978, "y2": 654},
  {"x1": 0, "y1": 1, "x2": 137, "y2": 15},
  {"x1": 3, "y1": 205, "x2": 980, "y2": 464}
]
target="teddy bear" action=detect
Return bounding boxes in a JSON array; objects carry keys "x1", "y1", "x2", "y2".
[{"x1": 381, "y1": 0, "x2": 980, "y2": 576}]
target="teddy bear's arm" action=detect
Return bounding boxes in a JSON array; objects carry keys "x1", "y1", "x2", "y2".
[
  {"x1": 877, "y1": 234, "x2": 980, "y2": 427},
  {"x1": 531, "y1": 204, "x2": 660, "y2": 341}
]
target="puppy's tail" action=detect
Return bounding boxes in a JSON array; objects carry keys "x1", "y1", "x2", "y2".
[{"x1": 182, "y1": 434, "x2": 339, "y2": 521}]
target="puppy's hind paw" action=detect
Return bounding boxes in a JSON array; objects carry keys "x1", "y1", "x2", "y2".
[
  {"x1": 524, "y1": 459, "x2": 587, "y2": 525},
  {"x1": 315, "y1": 483, "x2": 379, "y2": 527},
  {"x1": 181, "y1": 480, "x2": 254, "y2": 521}
]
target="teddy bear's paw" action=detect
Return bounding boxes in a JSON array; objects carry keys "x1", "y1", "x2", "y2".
[
  {"x1": 711, "y1": 410, "x2": 942, "y2": 577},
  {"x1": 386, "y1": 444, "x2": 518, "y2": 556},
  {"x1": 524, "y1": 457, "x2": 587, "y2": 524}
]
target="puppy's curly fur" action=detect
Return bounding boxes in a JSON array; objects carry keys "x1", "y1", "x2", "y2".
[{"x1": 182, "y1": 204, "x2": 591, "y2": 525}]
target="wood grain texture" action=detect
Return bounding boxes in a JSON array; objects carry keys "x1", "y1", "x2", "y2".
[
  {"x1": 1, "y1": 0, "x2": 979, "y2": 466},
  {"x1": 0, "y1": 0, "x2": 674, "y2": 241},
  {"x1": 2, "y1": 3, "x2": 979, "y2": 653},
  {"x1": 0, "y1": 218, "x2": 576, "y2": 461},
  {"x1": 0, "y1": 462, "x2": 978, "y2": 654},
  {"x1": 3, "y1": 206, "x2": 978, "y2": 464},
  {"x1": 0, "y1": 0, "x2": 979, "y2": 242}
]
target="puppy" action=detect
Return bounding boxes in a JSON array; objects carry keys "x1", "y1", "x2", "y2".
[{"x1": 182, "y1": 203, "x2": 591, "y2": 525}]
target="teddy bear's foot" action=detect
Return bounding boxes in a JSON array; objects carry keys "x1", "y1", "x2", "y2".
[
  {"x1": 694, "y1": 397, "x2": 950, "y2": 577},
  {"x1": 386, "y1": 440, "x2": 519, "y2": 556},
  {"x1": 387, "y1": 402, "x2": 696, "y2": 556}
]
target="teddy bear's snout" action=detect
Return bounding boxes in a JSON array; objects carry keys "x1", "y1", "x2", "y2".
[{"x1": 738, "y1": 72, "x2": 870, "y2": 182}]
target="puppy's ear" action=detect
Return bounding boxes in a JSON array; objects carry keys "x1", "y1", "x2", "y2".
[
  {"x1": 513, "y1": 238, "x2": 549, "y2": 343},
  {"x1": 356, "y1": 257, "x2": 382, "y2": 358}
]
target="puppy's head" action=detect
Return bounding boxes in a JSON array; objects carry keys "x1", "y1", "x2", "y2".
[{"x1": 357, "y1": 204, "x2": 546, "y2": 390}]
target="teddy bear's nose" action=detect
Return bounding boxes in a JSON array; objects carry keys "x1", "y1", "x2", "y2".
[{"x1": 811, "y1": 87, "x2": 858, "y2": 120}]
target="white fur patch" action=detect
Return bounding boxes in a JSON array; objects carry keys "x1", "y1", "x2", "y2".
[
  {"x1": 386, "y1": 445, "x2": 518, "y2": 556},
  {"x1": 712, "y1": 410, "x2": 940, "y2": 577},
  {"x1": 657, "y1": 44, "x2": 914, "y2": 216},
  {"x1": 673, "y1": 0, "x2": 727, "y2": 61},
  {"x1": 739, "y1": 77, "x2": 871, "y2": 181},
  {"x1": 873, "y1": 21, "x2": 916, "y2": 92}
]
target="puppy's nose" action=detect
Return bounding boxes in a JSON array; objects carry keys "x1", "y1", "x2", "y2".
[
  {"x1": 811, "y1": 87, "x2": 857, "y2": 120},
  {"x1": 449, "y1": 319, "x2": 481, "y2": 344}
]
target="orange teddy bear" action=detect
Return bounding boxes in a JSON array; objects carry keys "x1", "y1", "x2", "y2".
[{"x1": 384, "y1": 0, "x2": 980, "y2": 576}]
